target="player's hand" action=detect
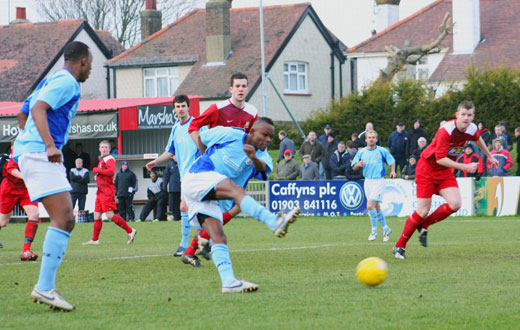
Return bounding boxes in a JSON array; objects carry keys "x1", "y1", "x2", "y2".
[
  {"x1": 145, "y1": 160, "x2": 156, "y2": 171},
  {"x1": 488, "y1": 156, "x2": 499, "y2": 169},
  {"x1": 243, "y1": 144, "x2": 256, "y2": 159},
  {"x1": 465, "y1": 162, "x2": 479, "y2": 173},
  {"x1": 390, "y1": 171, "x2": 397, "y2": 179},
  {"x1": 46, "y1": 145, "x2": 62, "y2": 163},
  {"x1": 357, "y1": 160, "x2": 364, "y2": 168}
]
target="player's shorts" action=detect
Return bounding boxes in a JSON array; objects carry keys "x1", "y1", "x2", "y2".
[
  {"x1": 415, "y1": 158, "x2": 458, "y2": 199},
  {"x1": 364, "y1": 178, "x2": 386, "y2": 203},
  {"x1": 95, "y1": 194, "x2": 118, "y2": 213},
  {"x1": 0, "y1": 180, "x2": 38, "y2": 214},
  {"x1": 18, "y1": 152, "x2": 71, "y2": 202},
  {"x1": 181, "y1": 171, "x2": 227, "y2": 228}
]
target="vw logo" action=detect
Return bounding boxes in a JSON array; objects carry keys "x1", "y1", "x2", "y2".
[{"x1": 339, "y1": 182, "x2": 364, "y2": 210}]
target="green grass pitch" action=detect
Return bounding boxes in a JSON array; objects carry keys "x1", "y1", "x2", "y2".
[{"x1": 1, "y1": 216, "x2": 519, "y2": 329}]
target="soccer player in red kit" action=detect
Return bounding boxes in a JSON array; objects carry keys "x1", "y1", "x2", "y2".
[
  {"x1": 83, "y1": 140, "x2": 136, "y2": 245},
  {"x1": 181, "y1": 72, "x2": 258, "y2": 266},
  {"x1": 393, "y1": 101, "x2": 498, "y2": 259},
  {"x1": 0, "y1": 155, "x2": 40, "y2": 261}
]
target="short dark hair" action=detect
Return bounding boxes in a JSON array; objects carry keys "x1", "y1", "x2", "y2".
[
  {"x1": 254, "y1": 117, "x2": 274, "y2": 127},
  {"x1": 63, "y1": 41, "x2": 90, "y2": 62},
  {"x1": 173, "y1": 94, "x2": 190, "y2": 107},
  {"x1": 230, "y1": 72, "x2": 248, "y2": 86},
  {"x1": 458, "y1": 101, "x2": 475, "y2": 112},
  {"x1": 279, "y1": 130, "x2": 286, "y2": 137}
]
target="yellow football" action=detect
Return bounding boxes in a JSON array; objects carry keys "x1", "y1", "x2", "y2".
[{"x1": 356, "y1": 257, "x2": 388, "y2": 286}]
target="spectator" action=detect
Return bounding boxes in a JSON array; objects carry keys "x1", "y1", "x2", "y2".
[
  {"x1": 323, "y1": 132, "x2": 338, "y2": 180},
  {"x1": 387, "y1": 121, "x2": 409, "y2": 174},
  {"x1": 477, "y1": 120, "x2": 490, "y2": 146},
  {"x1": 318, "y1": 124, "x2": 331, "y2": 179},
  {"x1": 351, "y1": 132, "x2": 364, "y2": 149},
  {"x1": 412, "y1": 137, "x2": 427, "y2": 159},
  {"x1": 346, "y1": 140, "x2": 357, "y2": 158},
  {"x1": 276, "y1": 130, "x2": 296, "y2": 163},
  {"x1": 499, "y1": 122, "x2": 513, "y2": 151},
  {"x1": 109, "y1": 139, "x2": 119, "y2": 155},
  {"x1": 488, "y1": 138, "x2": 513, "y2": 177},
  {"x1": 489, "y1": 125, "x2": 508, "y2": 150},
  {"x1": 358, "y1": 122, "x2": 380, "y2": 147},
  {"x1": 62, "y1": 141, "x2": 77, "y2": 180},
  {"x1": 275, "y1": 150, "x2": 299, "y2": 180},
  {"x1": 401, "y1": 155, "x2": 417, "y2": 180},
  {"x1": 299, "y1": 154, "x2": 319, "y2": 180},
  {"x1": 515, "y1": 127, "x2": 520, "y2": 176},
  {"x1": 455, "y1": 144, "x2": 484, "y2": 178},
  {"x1": 136, "y1": 170, "x2": 167, "y2": 222},
  {"x1": 406, "y1": 119, "x2": 428, "y2": 157},
  {"x1": 299, "y1": 131, "x2": 323, "y2": 166},
  {"x1": 75, "y1": 143, "x2": 91, "y2": 170},
  {"x1": 162, "y1": 157, "x2": 181, "y2": 221},
  {"x1": 70, "y1": 158, "x2": 89, "y2": 211},
  {"x1": 115, "y1": 160, "x2": 137, "y2": 221},
  {"x1": 330, "y1": 141, "x2": 350, "y2": 178}
]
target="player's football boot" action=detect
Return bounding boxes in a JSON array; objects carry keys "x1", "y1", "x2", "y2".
[
  {"x1": 196, "y1": 231, "x2": 210, "y2": 247},
  {"x1": 20, "y1": 250, "x2": 38, "y2": 261},
  {"x1": 383, "y1": 228, "x2": 392, "y2": 242},
  {"x1": 368, "y1": 231, "x2": 378, "y2": 241},
  {"x1": 181, "y1": 253, "x2": 201, "y2": 267},
  {"x1": 127, "y1": 228, "x2": 137, "y2": 244},
  {"x1": 31, "y1": 286, "x2": 75, "y2": 311},
  {"x1": 173, "y1": 246, "x2": 185, "y2": 257},
  {"x1": 418, "y1": 228, "x2": 428, "y2": 247},
  {"x1": 393, "y1": 246, "x2": 406, "y2": 259},
  {"x1": 196, "y1": 244, "x2": 212, "y2": 260},
  {"x1": 273, "y1": 207, "x2": 300, "y2": 238},
  {"x1": 82, "y1": 240, "x2": 100, "y2": 245},
  {"x1": 222, "y1": 279, "x2": 259, "y2": 293}
]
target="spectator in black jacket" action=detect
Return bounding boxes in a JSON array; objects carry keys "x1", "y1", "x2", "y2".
[
  {"x1": 411, "y1": 137, "x2": 427, "y2": 159},
  {"x1": 455, "y1": 144, "x2": 483, "y2": 178},
  {"x1": 346, "y1": 158, "x2": 363, "y2": 181},
  {"x1": 276, "y1": 130, "x2": 296, "y2": 163},
  {"x1": 499, "y1": 122, "x2": 513, "y2": 151},
  {"x1": 358, "y1": 122, "x2": 380, "y2": 147},
  {"x1": 387, "y1": 121, "x2": 409, "y2": 173},
  {"x1": 162, "y1": 157, "x2": 181, "y2": 221},
  {"x1": 406, "y1": 119, "x2": 428, "y2": 157},
  {"x1": 401, "y1": 155, "x2": 417, "y2": 180},
  {"x1": 515, "y1": 127, "x2": 520, "y2": 176},
  {"x1": 323, "y1": 132, "x2": 338, "y2": 180},
  {"x1": 115, "y1": 161, "x2": 137, "y2": 221},
  {"x1": 330, "y1": 141, "x2": 350, "y2": 178},
  {"x1": 75, "y1": 142, "x2": 91, "y2": 170},
  {"x1": 70, "y1": 158, "x2": 89, "y2": 211},
  {"x1": 477, "y1": 120, "x2": 490, "y2": 146},
  {"x1": 137, "y1": 170, "x2": 167, "y2": 222}
]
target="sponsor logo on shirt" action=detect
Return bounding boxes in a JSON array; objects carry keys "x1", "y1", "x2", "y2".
[{"x1": 448, "y1": 147, "x2": 464, "y2": 157}]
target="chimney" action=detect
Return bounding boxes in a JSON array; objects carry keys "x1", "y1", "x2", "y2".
[
  {"x1": 141, "y1": 0, "x2": 162, "y2": 40},
  {"x1": 205, "y1": 0, "x2": 232, "y2": 63},
  {"x1": 452, "y1": 0, "x2": 480, "y2": 54},
  {"x1": 10, "y1": 7, "x2": 30, "y2": 24},
  {"x1": 375, "y1": 0, "x2": 400, "y2": 33}
]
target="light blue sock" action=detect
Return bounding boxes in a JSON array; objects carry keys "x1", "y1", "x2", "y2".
[
  {"x1": 239, "y1": 195, "x2": 277, "y2": 230},
  {"x1": 211, "y1": 243, "x2": 236, "y2": 286},
  {"x1": 378, "y1": 211, "x2": 389, "y2": 232},
  {"x1": 180, "y1": 212, "x2": 190, "y2": 248},
  {"x1": 368, "y1": 208, "x2": 378, "y2": 233},
  {"x1": 37, "y1": 227, "x2": 70, "y2": 291}
]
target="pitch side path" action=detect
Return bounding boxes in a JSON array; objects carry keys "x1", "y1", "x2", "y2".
[{"x1": 1, "y1": 216, "x2": 519, "y2": 329}]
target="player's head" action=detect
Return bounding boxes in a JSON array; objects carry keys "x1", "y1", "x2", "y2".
[
  {"x1": 455, "y1": 101, "x2": 475, "y2": 129},
  {"x1": 248, "y1": 117, "x2": 274, "y2": 151},
  {"x1": 64, "y1": 41, "x2": 92, "y2": 83},
  {"x1": 229, "y1": 72, "x2": 248, "y2": 104},
  {"x1": 173, "y1": 94, "x2": 190, "y2": 121},
  {"x1": 99, "y1": 140, "x2": 111, "y2": 157},
  {"x1": 75, "y1": 158, "x2": 83, "y2": 168},
  {"x1": 365, "y1": 129, "x2": 378, "y2": 147}
]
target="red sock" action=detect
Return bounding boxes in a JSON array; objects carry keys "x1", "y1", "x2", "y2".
[
  {"x1": 396, "y1": 212, "x2": 424, "y2": 249},
  {"x1": 111, "y1": 214, "x2": 132, "y2": 233},
  {"x1": 186, "y1": 229, "x2": 202, "y2": 255},
  {"x1": 421, "y1": 204, "x2": 455, "y2": 229},
  {"x1": 23, "y1": 219, "x2": 39, "y2": 252},
  {"x1": 93, "y1": 219, "x2": 103, "y2": 241},
  {"x1": 223, "y1": 211, "x2": 233, "y2": 225}
]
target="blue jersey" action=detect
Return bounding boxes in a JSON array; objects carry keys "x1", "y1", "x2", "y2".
[
  {"x1": 352, "y1": 146, "x2": 395, "y2": 179},
  {"x1": 189, "y1": 126, "x2": 273, "y2": 188},
  {"x1": 14, "y1": 69, "x2": 80, "y2": 160},
  {"x1": 165, "y1": 116, "x2": 201, "y2": 179}
]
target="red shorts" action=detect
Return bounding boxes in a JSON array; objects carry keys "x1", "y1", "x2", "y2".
[
  {"x1": 0, "y1": 180, "x2": 38, "y2": 214},
  {"x1": 95, "y1": 194, "x2": 117, "y2": 213},
  {"x1": 415, "y1": 158, "x2": 459, "y2": 199}
]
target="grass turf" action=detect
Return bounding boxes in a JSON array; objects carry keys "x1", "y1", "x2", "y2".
[{"x1": 0, "y1": 216, "x2": 519, "y2": 329}]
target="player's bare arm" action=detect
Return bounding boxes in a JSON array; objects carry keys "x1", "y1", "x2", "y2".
[
  {"x1": 9, "y1": 168, "x2": 24, "y2": 180},
  {"x1": 437, "y1": 157, "x2": 478, "y2": 173},
  {"x1": 353, "y1": 160, "x2": 364, "y2": 170},
  {"x1": 243, "y1": 144, "x2": 267, "y2": 172},
  {"x1": 190, "y1": 131, "x2": 207, "y2": 155},
  {"x1": 389, "y1": 163, "x2": 396, "y2": 179},
  {"x1": 31, "y1": 100, "x2": 61, "y2": 163},
  {"x1": 17, "y1": 111, "x2": 28, "y2": 130},
  {"x1": 146, "y1": 151, "x2": 174, "y2": 171}
]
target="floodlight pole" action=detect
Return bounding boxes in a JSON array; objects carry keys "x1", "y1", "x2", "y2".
[{"x1": 259, "y1": 0, "x2": 267, "y2": 116}]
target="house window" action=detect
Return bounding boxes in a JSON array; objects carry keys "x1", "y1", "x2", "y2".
[
  {"x1": 415, "y1": 58, "x2": 429, "y2": 80},
  {"x1": 144, "y1": 67, "x2": 179, "y2": 97},
  {"x1": 284, "y1": 62, "x2": 308, "y2": 93}
]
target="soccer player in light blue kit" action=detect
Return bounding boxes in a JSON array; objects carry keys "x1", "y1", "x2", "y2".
[
  {"x1": 182, "y1": 117, "x2": 300, "y2": 293},
  {"x1": 146, "y1": 95, "x2": 200, "y2": 257},
  {"x1": 352, "y1": 130, "x2": 396, "y2": 242},
  {"x1": 13, "y1": 41, "x2": 92, "y2": 311}
]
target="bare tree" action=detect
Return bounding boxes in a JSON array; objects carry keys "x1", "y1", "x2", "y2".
[
  {"x1": 36, "y1": 0, "x2": 205, "y2": 47},
  {"x1": 378, "y1": 12, "x2": 454, "y2": 84}
]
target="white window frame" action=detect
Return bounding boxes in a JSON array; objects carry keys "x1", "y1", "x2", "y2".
[
  {"x1": 143, "y1": 67, "x2": 179, "y2": 97},
  {"x1": 284, "y1": 61, "x2": 308, "y2": 94},
  {"x1": 415, "y1": 58, "x2": 429, "y2": 81}
]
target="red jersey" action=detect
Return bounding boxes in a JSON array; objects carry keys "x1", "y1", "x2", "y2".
[
  {"x1": 188, "y1": 99, "x2": 258, "y2": 133},
  {"x1": 2, "y1": 157, "x2": 27, "y2": 191},
  {"x1": 421, "y1": 120, "x2": 480, "y2": 172},
  {"x1": 93, "y1": 155, "x2": 116, "y2": 196}
]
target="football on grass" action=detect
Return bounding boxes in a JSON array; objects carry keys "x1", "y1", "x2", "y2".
[{"x1": 356, "y1": 257, "x2": 387, "y2": 286}]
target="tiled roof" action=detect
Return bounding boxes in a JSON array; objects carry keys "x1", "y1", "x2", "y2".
[
  {"x1": 349, "y1": 0, "x2": 520, "y2": 82},
  {"x1": 95, "y1": 30, "x2": 126, "y2": 57},
  {"x1": 108, "y1": 3, "x2": 336, "y2": 99}
]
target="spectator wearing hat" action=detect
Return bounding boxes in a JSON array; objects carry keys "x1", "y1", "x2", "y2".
[
  {"x1": 275, "y1": 150, "x2": 299, "y2": 180},
  {"x1": 299, "y1": 154, "x2": 319, "y2": 180},
  {"x1": 276, "y1": 130, "x2": 296, "y2": 163},
  {"x1": 318, "y1": 125, "x2": 332, "y2": 179},
  {"x1": 330, "y1": 141, "x2": 350, "y2": 178},
  {"x1": 323, "y1": 132, "x2": 338, "y2": 180},
  {"x1": 387, "y1": 121, "x2": 409, "y2": 174},
  {"x1": 115, "y1": 160, "x2": 138, "y2": 221},
  {"x1": 454, "y1": 144, "x2": 484, "y2": 178},
  {"x1": 401, "y1": 155, "x2": 417, "y2": 180},
  {"x1": 299, "y1": 131, "x2": 323, "y2": 166},
  {"x1": 488, "y1": 138, "x2": 513, "y2": 177},
  {"x1": 70, "y1": 158, "x2": 89, "y2": 211},
  {"x1": 406, "y1": 119, "x2": 428, "y2": 158}
]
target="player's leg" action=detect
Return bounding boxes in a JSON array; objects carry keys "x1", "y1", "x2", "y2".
[
  {"x1": 421, "y1": 187, "x2": 460, "y2": 229},
  {"x1": 367, "y1": 200, "x2": 379, "y2": 241},
  {"x1": 195, "y1": 206, "x2": 239, "y2": 259},
  {"x1": 106, "y1": 210, "x2": 136, "y2": 244},
  {"x1": 394, "y1": 197, "x2": 430, "y2": 259},
  {"x1": 85, "y1": 197, "x2": 104, "y2": 244},
  {"x1": 21, "y1": 203, "x2": 39, "y2": 261},
  {"x1": 174, "y1": 198, "x2": 190, "y2": 256},
  {"x1": 0, "y1": 183, "x2": 16, "y2": 246},
  {"x1": 375, "y1": 203, "x2": 392, "y2": 242}
]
